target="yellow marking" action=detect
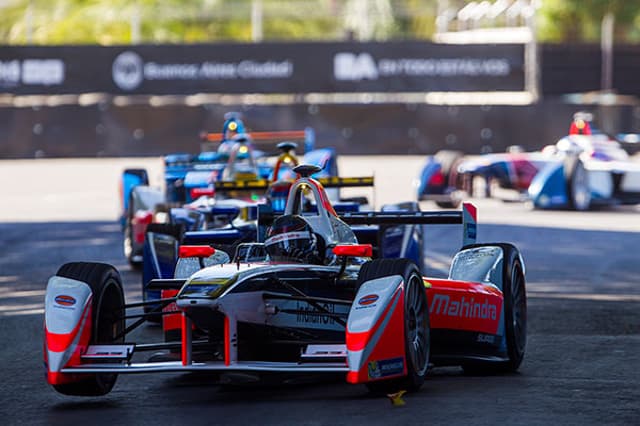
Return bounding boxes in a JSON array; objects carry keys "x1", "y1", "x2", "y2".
[
  {"x1": 387, "y1": 390, "x2": 407, "y2": 406},
  {"x1": 216, "y1": 179, "x2": 269, "y2": 190},
  {"x1": 423, "y1": 280, "x2": 432, "y2": 288}
]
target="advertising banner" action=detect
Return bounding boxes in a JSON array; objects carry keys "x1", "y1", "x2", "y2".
[{"x1": 0, "y1": 42, "x2": 525, "y2": 95}]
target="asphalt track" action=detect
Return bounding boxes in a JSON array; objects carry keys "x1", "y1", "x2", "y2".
[{"x1": 0, "y1": 157, "x2": 638, "y2": 425}]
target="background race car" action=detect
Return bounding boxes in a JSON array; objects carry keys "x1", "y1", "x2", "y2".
[
  {"x1": 416, "y1": 112, "x2": 640, "y2": 211},
  {"x1": 120, "y1": 114, "x2": 339, "y2": 267}
]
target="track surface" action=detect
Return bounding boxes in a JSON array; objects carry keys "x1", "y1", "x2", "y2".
[{"x1": 0, "y1": 157, "x2": 638, "y2": 425}]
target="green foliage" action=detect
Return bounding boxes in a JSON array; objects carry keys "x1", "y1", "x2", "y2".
[
  {"x1": 537, "y1": 0, "x2": 640, "y2": 43},
  {"x1": 0, "y1": 0, "x2": 639, "y2": 45}
]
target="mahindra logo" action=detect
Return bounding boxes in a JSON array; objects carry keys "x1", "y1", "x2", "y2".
[{"x1": 430, "y1": 293, "x2": 497, "y2": 320}]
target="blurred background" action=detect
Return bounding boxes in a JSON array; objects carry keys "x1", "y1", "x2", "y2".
[{"x1": 1, "y1": 0, "x2": 640, "y2": 158}]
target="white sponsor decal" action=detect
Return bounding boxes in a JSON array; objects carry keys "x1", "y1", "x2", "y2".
[
  {"x1": 112, "y1": 50, "x2": 293, "y2": 91},
  {"x1": 476, "y1": 333, "x2": 495, "y2": 343},
  {"x1": 0, "y1": 60, "x2": 20, "y2": 86},
  {"x1": 334, "y1": 52, "x2": 378, "y2": 81},
  {"x1": 296, "y1": 302, "x2": 337, "y2": 325},
  {"x1": 430, "y1": 293, "x2": 497, "y2": 320},
  {"x1": 334, "y1": 52, "x2": 511, "y2": 81},
  {"x1": 0, "y1": 59, "x2": 65, "y2": 87},
  {"x1": 112, "y1": 51, "x2": 144, "y2": 90},
  {"x1": 22, "y1": 59, "x2": 65, "y2": 85}
]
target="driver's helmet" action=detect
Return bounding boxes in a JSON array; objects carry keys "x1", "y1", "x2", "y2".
[
  {"x1": 221, "y1": 115, "x2": 245, "y2": 142},
  {"x1": 265, "y1": 215, "x2": 322, "y2": 264}
]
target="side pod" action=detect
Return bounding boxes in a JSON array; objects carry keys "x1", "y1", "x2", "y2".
[
  {"x1": 44, "y1": 276, "x2": 93, "y2": 385},
  {"x1": 345, "y1": 276, "x2": 407, "y2": 384}
]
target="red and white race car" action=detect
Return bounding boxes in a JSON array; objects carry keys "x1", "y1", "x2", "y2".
[{"x1": 44, "y1": 164, "x2": 527, "y2": 396}]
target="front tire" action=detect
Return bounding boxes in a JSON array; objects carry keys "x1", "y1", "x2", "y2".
[
  {"x1": 52, "y1": 262, "x2": 125, "y2": 396},
  {"x1": 357, "y1": 259, "x2": 430, "y2": 393},
  {"x1": 565, "y1": 155, "x2": 591, "y2": 211}
]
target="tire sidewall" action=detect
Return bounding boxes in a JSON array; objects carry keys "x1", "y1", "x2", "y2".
[
  {"x1": 564, "y1": 155, "x2": 591, "y2": 211},
  {"x1": 500, "y1": 244, "x2": 526, "y2": 370}
]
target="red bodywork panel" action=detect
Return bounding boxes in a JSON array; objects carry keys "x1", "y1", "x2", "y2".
[
  {"x1": 45, "y1": 301, "x2": 93, "y2": 385},
  {"x1": 425, "y1": 278, "x2": 503, "y2": 335},
  {"x1": 132, "y1": 211, "x2": 153, "y2": 244},
  {"x1": 346, "y1": 288, "x2": 407, "y2": 384},
  {"x1": 162, "y1": 289, "x2": 182, "y2": 337},
  {"x1": 179, "y1": 245, "x2": 215, "y2": 258},
  {"x1": 509, "y1": 155, "x2": 540, "y2": 190}
]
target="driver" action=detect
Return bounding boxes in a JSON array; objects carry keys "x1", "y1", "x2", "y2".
[
  {"x1": 265, "y1": 215, "x2": 324, "y2": 264},
  {"x1": 217, "y1": 114, "x2": 247, "y2": 158},
  {"x1": 221, "y1": 114, "x2": 245, "y2": 142}
]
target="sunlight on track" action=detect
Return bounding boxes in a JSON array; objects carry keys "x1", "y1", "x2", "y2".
[{"x1": 528, "y1": 292, "x2": 640, "y2": 302}]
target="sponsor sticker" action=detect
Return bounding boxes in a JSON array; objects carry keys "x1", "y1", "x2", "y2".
[
  {"x1": 368, "y1": 357, "x2": 404, "y2": 379},
  {"x1": 358, "y1": 294, "x2": 379, "y2": 306},
  {"x1": 54, "y1": 295, "x2": 76, "y2": 307},
  {"x1": 476, "y1": 333, "x2": 496, "y2": 344}
]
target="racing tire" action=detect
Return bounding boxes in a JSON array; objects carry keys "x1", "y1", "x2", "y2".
[
  {"x1": 145, "y1": 222, "x2": 184, "y2": 242},
  {"x1": 52, "y1": 262, "x2": 125, "y2": 396},
  {"x1": 123, "y1": 216, "x2": 142, "y2": 270},
  {"x1": 564, "y1": 155, "x2": 591, "y2": 211},
  {"x1": 357, "y1": 259, "x2": 430, "y2": 393},
  {"x1": 435, "y1": 200, "x2": 460, "y2": 209},
  {"x1": 433, "y1": 150, "x2": 464, "y2": 209},
  {"x1": 462, "y1": 243, "x2": 527, "y2": 374}
]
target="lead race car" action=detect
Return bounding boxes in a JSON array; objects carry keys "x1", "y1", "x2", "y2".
[{"x1": 44, "y1": 165, "x2": 527, "y2": 397}]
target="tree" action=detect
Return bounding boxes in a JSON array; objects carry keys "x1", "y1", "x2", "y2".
[{"x1": 537, "y1": 0, "x2": 640, "y2": 43}]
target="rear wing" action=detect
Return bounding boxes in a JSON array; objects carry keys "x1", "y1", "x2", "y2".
[
  {"x1": 341, "y1": 202, "x2": 477, "y2": 247},
  {"x1": 213, "y1": 176, "x2": 374, "y2": 192},
  {"x1": 201, "y1": 128, "x2": 315, "y2": 153}
]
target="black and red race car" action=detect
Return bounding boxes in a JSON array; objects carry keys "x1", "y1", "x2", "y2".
[{"x1": 44, "y1": 165, "x2": 527, "y2": 396}]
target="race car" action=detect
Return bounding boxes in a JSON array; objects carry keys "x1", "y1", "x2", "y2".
[
  {"x1": 140, "y1": 174, "x2": 378, "y2": 314},
  {"x1": 44, "y1": 164, "x2": 527, "y2": 397},
  {"x1": 121, "y1": 120, "x2": 337, "y2": 268},
  {"x1": 416, "y1": 113, "x2": 640, "y2": 210}
]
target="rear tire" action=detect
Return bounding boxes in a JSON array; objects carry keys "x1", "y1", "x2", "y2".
[
  {"x1": 123, "y1": 215, "x2": 141, "y2": 269},
  {"x1": 357, "y1": 259, "x2": 430, "y2": 393},
  {"x1": 52, "y1": 262, "x2": 125, "y2": 396},
  {"x1": 146, "y1": 223, "x2": 184, "y2": 242},
  {"x1": 462, "y1": 243, "x2": 526, "y2": 374}
]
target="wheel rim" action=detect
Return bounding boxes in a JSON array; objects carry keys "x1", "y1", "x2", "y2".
[
  {"x1": 572, "y1": 164, "x2": 591, "y2": 210},
  {"x1": 406, "y1": 274, "x2": 429, "y2": 375},
  {"x1": 510, "y1": 264, "x2": 527, "y2": 355}
]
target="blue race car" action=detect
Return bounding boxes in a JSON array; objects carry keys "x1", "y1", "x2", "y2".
[{"x1": 120, "y1": 114, "x2": 339, "y2": 267}]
